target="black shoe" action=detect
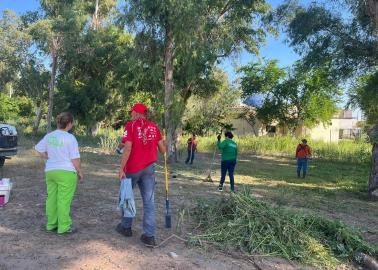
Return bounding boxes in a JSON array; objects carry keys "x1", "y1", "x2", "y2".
[
  {"x1": 116, "y1": 223, "x2": 132, "y2": 237},
  {"x1": 302, "y1": 172, "x2": 306, "y2": 179},
  {"x1": 140, "y1": 234, "x2": 156, "y2": 247},
  {"x1": 218, "y1": 185, "x2": 223, "y2": 191},
  {"x1": 60, "y1": 226, "x2": 78, "y2": 235}
]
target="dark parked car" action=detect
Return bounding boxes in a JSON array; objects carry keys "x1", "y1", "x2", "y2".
[{"x1": 0, "y1": 124, "x2": 18, "y2": 167}]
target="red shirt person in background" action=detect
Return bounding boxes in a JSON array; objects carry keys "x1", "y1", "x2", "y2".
[
  {"x1": 185, "y1": 134, "x2": 197, "y2": 165},
  {"x1": 116, "y1": 103, "x2": 165, "y2": 247},
  {"x1": 295, "y1": 139, "x2": 312, "y2": 178}
]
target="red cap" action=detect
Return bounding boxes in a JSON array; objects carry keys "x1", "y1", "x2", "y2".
[{"x1": 131, "y1": 103, "x2": 148, "y2": 115}]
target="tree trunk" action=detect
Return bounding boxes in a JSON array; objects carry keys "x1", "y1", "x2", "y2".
[
  {"x1": 368, "y1": 124, "x2": 378, "y2": 199},
  {"x1": 164, "y1": 24, "x2": 175, "y2": 162},
  {"x1": 47, "y1": 47, "x2": 58, "y2": 133},
  {"x1": 32, "y1": 101, "x2": 43, "y2": 136}
]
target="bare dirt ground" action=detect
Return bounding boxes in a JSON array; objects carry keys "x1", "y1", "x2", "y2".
[{"x1": 0, "y1": 141, "x2": 375, "y2": 270}]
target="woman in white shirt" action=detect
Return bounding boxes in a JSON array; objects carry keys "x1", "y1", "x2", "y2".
[{"x1": 35, "y1": 112, "x2": 83, "y2": 234}]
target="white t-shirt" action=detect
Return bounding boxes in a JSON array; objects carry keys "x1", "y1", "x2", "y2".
[{"x1": 35, "y1": 130, "x2": 80, "y2": 172}]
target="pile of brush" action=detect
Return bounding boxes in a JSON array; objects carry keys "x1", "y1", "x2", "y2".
[{"x1": 190, "y1": 190, "x2": 378, "y2": 268}]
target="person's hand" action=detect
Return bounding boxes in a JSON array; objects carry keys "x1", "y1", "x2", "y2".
[
  {"x1": 77, "y1": 171, "x2": 84, "y2": 181},
  {"x1": 116, "y1": 148, "x2": 123, "y2": 155},
  {"x1": 119, "y1": 169, "x2": 126, "y2": 180},
  {"x1": 217, "y1": 135, "x2": 221, "y2": 141}
]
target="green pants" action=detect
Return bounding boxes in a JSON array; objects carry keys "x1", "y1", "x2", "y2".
[{"x1": 45, "y1": 170, "x2": 77, "y2": 233}]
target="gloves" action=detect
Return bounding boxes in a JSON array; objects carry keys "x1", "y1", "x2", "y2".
[
  {"x1": 116, "y1": 148, "x2": 123, "y2": 155},
  {"x1": 217, "y1": 135, "x2": 221, "y2": 141}
]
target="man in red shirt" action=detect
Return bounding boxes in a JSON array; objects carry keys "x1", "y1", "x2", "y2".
[
  {"x1": 116, "y1": 103, "x2": 165, "y2": 247},
  {"x1": 185, "y1": 134, "x2": 197, "y2": 164},
  {"x1": 295, "y1": 139, "x2": 312, "y2": 178}
]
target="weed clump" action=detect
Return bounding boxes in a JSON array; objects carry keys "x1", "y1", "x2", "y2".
[{"x1": 191, "y1": 190, "x2": 378, "y2": 268}]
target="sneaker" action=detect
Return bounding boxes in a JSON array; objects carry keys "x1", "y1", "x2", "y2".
[
  {"x1": 60, "y1": 226, "x2": 78, "y2": 235},
  {"x1": 218, "y1": 185, "x2": 223, "y2": 191},
  {"x1": 116, "y1": 223, "x2": 132, "y2": 237},
  {"x1": 140, "y1": 234, "x2": 156, "y2": 247}
]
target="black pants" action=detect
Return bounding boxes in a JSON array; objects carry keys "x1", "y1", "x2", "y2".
[
  {"x1": 219, "y1": 160, "x2": 236, "y2": 191},
  {"x1": 185, "y1": 149, "x2": 195, "y2": 164}
]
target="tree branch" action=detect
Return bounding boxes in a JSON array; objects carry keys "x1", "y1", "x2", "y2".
[{"x1": 216, "y1": 0, "x2": 234, "y2": 23}]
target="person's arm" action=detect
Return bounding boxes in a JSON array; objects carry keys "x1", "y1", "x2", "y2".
[
  {"x1": 68, "y1": 136, "x2": 83, "y2": 181},
  {"x1": 71, "y1": 158, "x2": 83, "y2": 181},
  {"x1": 217, "y1": 140, "x2": 225, "y2": 150},
  {"x1": 158, "y1": 139, "x2": 166, "y2": 154},
  {"x1": 118, "y1": 141, "x2": 132, "y2": 180},
  {"x1": 35, "y1": 135, "x2": 48, "y2": 159}
]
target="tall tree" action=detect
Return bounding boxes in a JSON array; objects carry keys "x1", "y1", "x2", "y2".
[
  {"x1": 29, "y1": 0, "x2": 77, "y2": 132},
  {"x1": 0, "y1": 10, "x2": 30, "y2": 92},
  {"x1": 239, "y1": 60, "x2": 340, "y2": 133},
  {"x1": 284, "y1": 0, "x2": 378, "y2": 198},
  {"x1": 16, "y1": 59, "x2": 49, "y2": 135},
  {"x1": 53, "y1": 0, "x2": 135, "y2": 134},
  {"x1": 122, "y1": 0, "x2": 272, "y2": 161}
]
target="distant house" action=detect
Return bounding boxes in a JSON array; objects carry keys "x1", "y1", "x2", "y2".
[
  {"x1": 231, "y1": 106, "x2": 361, "y2": 142},
  {"x1": 300, "y1": 110, "x2": 361, "y2": 142}
]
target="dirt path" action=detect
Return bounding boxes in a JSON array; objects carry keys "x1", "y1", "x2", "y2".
[{"x1": 0, "y1": 145, "x2": 312, "y2": 270}]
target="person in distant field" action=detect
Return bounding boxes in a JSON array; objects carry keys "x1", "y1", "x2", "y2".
[
  {"x1": 217, "y1": 131, "x2": 238, "y2": 192},
  {"x1": 295, "y1": 139, "x2": 312, "y2": 178},
  {"x1": 35, "y1": 112, "x2": 83, "y2": 234},
  {"x1": 116, "y1": 103, "x2": 166, "y2": 247},
  {"x1": 185, "y1": 134, "x2": 197, "y2": 165}
]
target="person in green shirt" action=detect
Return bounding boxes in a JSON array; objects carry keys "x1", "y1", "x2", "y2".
[{"x1": 217, "y1": 131, "x2": 238, "y2": 192}]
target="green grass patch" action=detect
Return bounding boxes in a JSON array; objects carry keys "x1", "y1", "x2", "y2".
[
  {"x1": 190, "y1": 135, "x2": 371, "y2": 164},
  {"x1": 190, "y1": 190, "x2": 378, "y2": 269}
]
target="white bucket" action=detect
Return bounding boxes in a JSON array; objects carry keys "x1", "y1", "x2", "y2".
[{"x1": 0, "y1": 178, "x2": 12, "y2": 206}]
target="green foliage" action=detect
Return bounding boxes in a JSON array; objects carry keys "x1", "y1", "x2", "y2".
[
  {"x1": 13, "y1": 96, "x2": 34, "y2": 118},
  {"x1": 56, "y1": 25, "x2": 135, "y2": 131},
  {"x1": 0, "y1": 10, "x2": 31, "y2": 90},
  {"x1": 239, "y1": 60, "x2": 340, "y2": 130},
  {"x1": 0, "y1": 93, "x2": 34, "y2": 122},
  {"x1": 349, "y1": 71, "x2": 378, "y2": 126},
  {"x1": 16, "y1": 59, "x2": 49, "y2": 105},
  {"x1": 0, "y1": 93, "x2": 18, "y2": 121},
  {"x1": 182, "y1": 70, "x2": 240, "y2": 135},
  {"x1": 285, "y1": 2, "x2": 378, "y2": 77},
  {"x1": 282, "y1": 0, "x2": 378, "y2": 126},
  {"x1": 191, "y1": 190, "x2": 378, "y2": 268},
  {"x1": 121, "y1": 0, "x2": 274, "y2": 136},
  {"x1": 239, "y1": 59, "x2": 286, "y2": 96}
]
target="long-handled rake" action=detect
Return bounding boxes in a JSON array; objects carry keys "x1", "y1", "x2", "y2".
[
  {"x1": 204, "y1": 130, "x2": 222, "y2": 182},
  {"x1": 204, "y1": 146, "x2": 217, "y2": 182}
]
